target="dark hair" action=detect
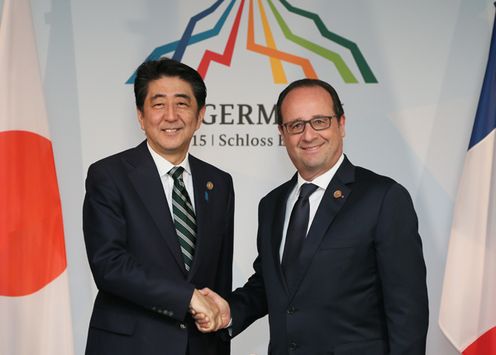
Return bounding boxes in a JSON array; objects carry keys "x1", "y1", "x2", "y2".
[
  {"x1": 275, "y1": 78, "x2": 344, "y2": 124},
  {"x1": 134, "y1": 58, "x2": 207, "y2": 112}
]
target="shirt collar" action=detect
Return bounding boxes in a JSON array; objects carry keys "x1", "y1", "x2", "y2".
[
  {"x1": 146, "y1": 142, "x2": 192, "y2": 177},
  {"x1": 296, "y1": 154, "x2": 344, "y2": 191}
]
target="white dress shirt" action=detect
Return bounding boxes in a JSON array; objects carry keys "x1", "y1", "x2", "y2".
[
  {"x1": 279, "y1": 154, "x2": 344, "y2": 261},
  {"x1": 147, "y1": 143, "x2": 196, "y2": 216}
]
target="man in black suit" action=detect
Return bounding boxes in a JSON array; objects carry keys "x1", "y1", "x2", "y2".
[
  {"x1": 197, "y1": 79, "x2": 428, "y2": 354},
  {"x1": 83, "y1": 58, "x2": 234, "y2": 355}
]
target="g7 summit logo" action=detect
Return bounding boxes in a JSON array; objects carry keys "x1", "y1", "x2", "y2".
[{"x1": 127, "y1": 0, "x2": 377, "y2": 84}]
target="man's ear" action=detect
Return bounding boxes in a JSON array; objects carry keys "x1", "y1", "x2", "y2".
[
  {"x1": 338, "y1": 115, "x2": 346, "y2": 137},
  {"x1": 137, "y1": 108, "x2": 145, "y2": 130},
  {"x1": 278, "y1": 125, "x2": 287, "y2": 144},
  {"x1": 196, "y1": 106, "x2": 206, "y2": 130}
]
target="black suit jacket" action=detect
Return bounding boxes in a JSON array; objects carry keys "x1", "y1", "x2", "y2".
[
  {"x1": 229, "y1": 156, "x2": 428, "y2": 355},
  {"x1": 83, "y1": 141, "x2": 234, "y2": 355}
]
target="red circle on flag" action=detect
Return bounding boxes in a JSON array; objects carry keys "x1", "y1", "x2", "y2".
[{"x1": 0, "y1": 131, "x2": 67, "y2": 296}]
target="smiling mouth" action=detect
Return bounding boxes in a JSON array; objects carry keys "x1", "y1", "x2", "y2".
[
  {"x1": 301, "y1": 143, "x2": 323, "y2": 151},
  {"x1": 161, "y1": 128, "x2": 182, "y2": 133}
]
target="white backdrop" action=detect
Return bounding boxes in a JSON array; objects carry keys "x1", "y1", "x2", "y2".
[{"x1": 2, "y1": 0, "x2": 493, "y2": 354}]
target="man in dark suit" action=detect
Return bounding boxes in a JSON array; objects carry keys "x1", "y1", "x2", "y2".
[
  {"x1": 83, "y1": 58, "x2": 234, "y2": 355},
  {"x1": 197, "y1": 79, "x2": 428, "y2": 354}
]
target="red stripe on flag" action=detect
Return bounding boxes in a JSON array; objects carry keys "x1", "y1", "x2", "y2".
[
  {"x1": 463, "y1": 327, "x2": 496, "y2": 355},
  {"x1": 197, "y1": 0, "x2": 245, "y2": 78},
  {"x1": 0, "y1": 130, "x2": 66, "y2": 296}
]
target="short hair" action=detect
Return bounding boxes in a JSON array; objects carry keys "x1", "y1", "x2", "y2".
[
  {"x1": 275, "y1": 78, "x2": 344, "y2": 124},
  {"x1": 134, "y1": 58, "x2": 207, "y2": 112}
]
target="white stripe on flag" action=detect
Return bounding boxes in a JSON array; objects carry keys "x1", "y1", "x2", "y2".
[
  {"x1": 0, "y1": 0, "x2": 49, "y2": 137},
  {"x1": 0, "y1": 271, "x2": 75, "y2": 355},
  {"x1": 439, "y1": 130, "x2": 496, "y2": 351},
  {"x1": 0, "y1": 0, "x2": 75, "y2": 354}
]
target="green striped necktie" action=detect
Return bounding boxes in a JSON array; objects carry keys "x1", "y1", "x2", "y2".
[{"x1": 168, "y1": 166, "x2": 197, "y2": 272}]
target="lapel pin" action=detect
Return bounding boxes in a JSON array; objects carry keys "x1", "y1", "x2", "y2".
[
  {"x1": 333, "y1": 190, "x2": 344, "y2": 199},
  {"x1": 206, "y1": 181, "x2": 214, "y2": 190}
]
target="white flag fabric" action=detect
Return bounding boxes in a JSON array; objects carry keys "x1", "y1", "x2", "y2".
[
  {"x1": 0, "y1": 0, "x2": 75, "y2": 354},
  {"x1": 439, "y1": 6, "x2": 496, "y2": 355}
]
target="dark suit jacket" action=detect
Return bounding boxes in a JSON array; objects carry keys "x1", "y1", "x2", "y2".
[
  {"x1": 83, "y1": 141, "x2": 234, "y2": 355},
  {"x1": 229, "y1": 156, "x2": 428, "y2": 355}
]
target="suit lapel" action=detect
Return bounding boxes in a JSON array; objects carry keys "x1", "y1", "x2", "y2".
[
  {"x1": 187, "y1": 155, "x2": 209, "y2": 278},
  {"x1": 270, "y1": 176, "x2": 297, "y2": 293},
  {"x1": 126, "y1": 141, "x2": 186, "y2": 273},
  {"x1": 288, "y1": 157, "x2": 355, "y2": 299}
]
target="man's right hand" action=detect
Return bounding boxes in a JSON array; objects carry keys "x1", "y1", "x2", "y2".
[
  {"x1": 189, "y1": 289, "x2": 221, "y2": 332},
  {"x1": 190, "y1": 288, "x2": 231, "y2": 333}
]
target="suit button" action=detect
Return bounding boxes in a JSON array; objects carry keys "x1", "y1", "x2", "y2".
[
  {"x1": 179, "y1": 323, "x2": 187, "y2": 330},
  {"x1": 287, "y1": 306, "x2": 296, "y2": 314},
  {"x1": 289, "y1": 342, "x2": 298, "y2": 351}
]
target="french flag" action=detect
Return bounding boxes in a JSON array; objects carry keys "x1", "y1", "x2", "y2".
[
  {"x1": 0, "y1": 0, "x2": 75, "y2": 354},
  {"x1": 439, "y1": 4, "x2": 496, "y2": 355}
]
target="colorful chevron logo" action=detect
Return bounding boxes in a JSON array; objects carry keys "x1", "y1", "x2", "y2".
[{"x1": 127, "y1": 0, "x2": 377, "y2": 84}]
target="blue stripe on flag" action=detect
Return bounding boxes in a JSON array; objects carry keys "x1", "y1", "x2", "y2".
[
  {"x1": 172, "y1": 0, "x2": 224, "y2": 62},
  {"x1": 469, "y1": 10, "x2": 496, "y2": 150}
]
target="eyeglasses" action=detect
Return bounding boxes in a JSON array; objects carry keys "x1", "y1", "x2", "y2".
[{"x1": 280, "y1": 115, "x2": 337, "y2": 135}]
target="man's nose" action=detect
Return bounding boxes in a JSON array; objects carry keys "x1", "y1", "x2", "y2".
[
  {"x1": 301, "y1": 122, "x2": 318, "y2": 140},
  {"x1": 164, "y1": 104, "x2": 176, "y2": 120}
]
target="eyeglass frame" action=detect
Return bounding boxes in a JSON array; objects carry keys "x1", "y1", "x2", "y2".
[{"x1": 279, "y1": 115, "x2": 338, "y2": 135}]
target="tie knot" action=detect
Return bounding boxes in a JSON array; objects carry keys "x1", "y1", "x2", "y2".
[
  {"x1": 168, "y1": 166, "x2": 185, "y2": 180},
  {"x1": 299, "y1": 183, "x2": 318, "y2": 200}
]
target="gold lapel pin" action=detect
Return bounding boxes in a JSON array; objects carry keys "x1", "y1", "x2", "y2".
[
  {"x1": 206, "y1": 181, "x2": 214, "y2": 190},
  {"x1": 333, "y1": 190, "x2": 344, "y2": 199}
]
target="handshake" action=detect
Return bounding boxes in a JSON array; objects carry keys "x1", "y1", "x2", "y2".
[{"x1": 189, "y1": 288, "x2": 231, "y2": 333}]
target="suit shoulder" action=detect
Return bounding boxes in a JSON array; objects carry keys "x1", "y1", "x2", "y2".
[
  {"x1": 259, "y1": 177, "x2": 294, "y2": 206},
  {"x1": 354, "y1": 165, "x2": 413, "y2": 200},
  {"x1": 354, "y1": 165, "x2": 397, "y2": 187},
  {"x1": 189, "y1": 155, "x2": 233, "y2": 180},
  {"x1": 87, "y1": 146, "x2": 137, "y2": 175}
]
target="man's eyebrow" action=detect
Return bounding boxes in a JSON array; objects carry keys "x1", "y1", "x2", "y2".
[
  {"x1": 150, "y1": 93, "x2": 165, "y2": 101},
  {"x1": 150, "y1": 93, "x2": 191, "y2": 101},
  {"x1": 174, "y1": 93, "x2": 191, "y2": 101}
]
